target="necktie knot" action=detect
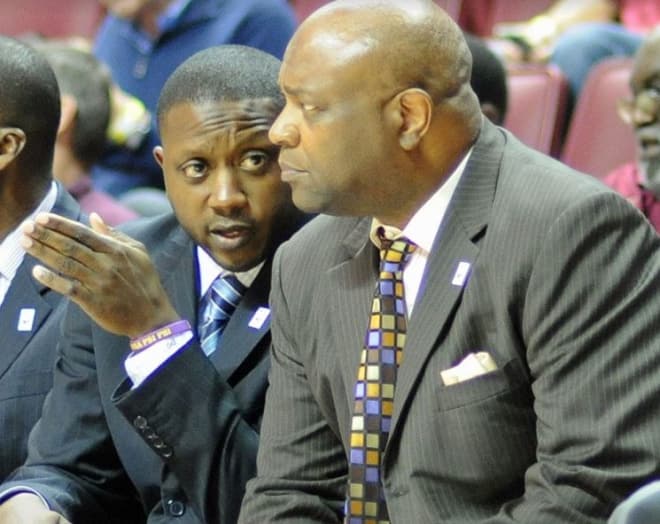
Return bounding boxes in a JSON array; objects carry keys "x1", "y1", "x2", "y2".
[
  {"x1": 198, "y1": 274, "x2": 246, "y2": 356},
  {"x1": 379, "y1": 235, "x2": 416, "y2": 274}
]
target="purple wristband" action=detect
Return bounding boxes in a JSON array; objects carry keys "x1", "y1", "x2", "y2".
[{"x1": 129, "y1": 319, "x2": 191, "y2": 352}]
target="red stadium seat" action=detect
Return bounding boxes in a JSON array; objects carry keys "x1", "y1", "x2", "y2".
[
  {"x1": 0, "y1": 0, "x2": 103, "y2": 39},
  {"x1": 503, "y1": 64, "x2": 569, "y2": 157},
  {"x1": 560, "y1": 57, "x2": 636, "y2": 179}
]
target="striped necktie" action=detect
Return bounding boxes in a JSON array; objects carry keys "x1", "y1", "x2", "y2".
[
  {"x1": 198, "y1": 274, "x2": 246, "y2": 356},
  {"x1": 345, "y1": 236, "x2": 416, "y2": 524}
]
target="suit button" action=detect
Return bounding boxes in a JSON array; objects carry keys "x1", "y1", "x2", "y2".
[
  {"x1": 161, "y1": 446, "x2": 173, "y2": 458},
  {"x1": 133, "y1": 416, "x2": 148, "y2": 429},
  {"x1": 166, "y1": 499, "x2": 185, "y2": 517}
]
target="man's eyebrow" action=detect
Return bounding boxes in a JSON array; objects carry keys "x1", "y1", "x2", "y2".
[{"x1": 280, "y1": 82, "x2": 307, "y2": 98}]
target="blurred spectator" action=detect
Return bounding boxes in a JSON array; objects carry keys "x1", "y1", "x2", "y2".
[
  {"x1": 37, "y1": 41, "x2": 139, "y2": 226},
  {"x1": 464, "y1": 32, "x2": 508, "y2": 124},
  {"x1": 604, "y1": 27, "x2": 660, "y2": 232},
  {"x1": 91, "y1": 0, "x2": 297, "y2": 196},
  {"x1": 487, "y1": 0, "x2": 659, "y2": 101}
]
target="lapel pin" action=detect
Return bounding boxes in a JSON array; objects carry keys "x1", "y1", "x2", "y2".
[
  {"x1": 17, "y1": 308, "x2": 36, "y2": 332},
  {"x1": 248, "y1": 307, "x2": 271, "y2": 329},
  {"x1": 451, "y1": 261, "x2": 471, "y2": 287}
]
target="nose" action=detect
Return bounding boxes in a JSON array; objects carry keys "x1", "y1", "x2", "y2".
[
  {"x1": 208, "y1": 168, "x2": 248, "y2": 214},
  {"x1": 269, "y1": 105, "x2": 300, "y2": 147}
]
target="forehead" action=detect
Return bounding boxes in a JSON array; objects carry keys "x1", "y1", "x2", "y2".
[
  {"x1": 160, "y1": 99, "x2": 278, "y2": 145},
  {"x1": 280, "y1": 23, "x2": 379, "y2": 97},
  {"x1": 632, "y1": 36, "x2": 660, "y2": 87}
]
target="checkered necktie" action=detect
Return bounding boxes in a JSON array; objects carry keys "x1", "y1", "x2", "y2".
[
  {"x1": 345, "y1": 236, "x2": 416, "y2": 524},
  {"x1": 198, "y1": 274, "x2": 246, "y2": 356}
]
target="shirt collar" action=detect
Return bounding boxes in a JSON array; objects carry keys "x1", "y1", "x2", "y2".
[
  {"x1": 0, "y1": 181, "x2": 57, "y2": 281},
  {"x1": 196, "y1": 246, "x2": 263, "y2": 298},
  {"x1": 369, "y1": 147, "x2": 473, "y2": 253},
  {"x1": 157, "y1": 0, "x2": 192, "y2": 34}
]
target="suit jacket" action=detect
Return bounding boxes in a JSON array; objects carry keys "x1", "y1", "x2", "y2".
[
  {"x1": 239, "y1": 121, "x2": 660, "y2": 523},
  {"x1": 0, "y1": 184, "x2": 82, "y2": 481},
  {"x1": 4, "y1": 213, "x2": 275, "y2": 523}
]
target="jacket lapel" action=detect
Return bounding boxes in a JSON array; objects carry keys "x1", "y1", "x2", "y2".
[
  {"x1": 388, "y1": 121, "x2": 505, "y2": 445},
  {"x1": 324, "y1": 218, "x2": 381, "y2": 403},
  {"x1": 0, "y1": 258, "x2": 54, "y2": 380},
  {"x1": 0, "y1": 183, "x2": 82, "y2": 380}
]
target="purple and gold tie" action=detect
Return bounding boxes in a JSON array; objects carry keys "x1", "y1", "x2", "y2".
[{"x1": 345, "y1": 236, "x2": 416, "y2": 524}]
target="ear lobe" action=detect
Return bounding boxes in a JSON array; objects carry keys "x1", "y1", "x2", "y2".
[
  {"x1": 58, "y1": 95, "x2": 78, "y2": 137},
  {"x1": 0, "y1": 127, "x2": 27, "y2": 170},
  {"x1": 153, "y1": 145, "x2": 164, "y2": 168},
  {"x1": 396, "y1": 88, "x2": 433, "y2": 151}
]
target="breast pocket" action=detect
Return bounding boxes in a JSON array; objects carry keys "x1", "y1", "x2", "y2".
[{"x1": 435, "y1": 357, "x2": 529, "y2": 412}]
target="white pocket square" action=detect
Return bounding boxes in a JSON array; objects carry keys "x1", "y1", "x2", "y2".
[{"x1": 440, "y1": 352, "x2": 498, "y2": 386}]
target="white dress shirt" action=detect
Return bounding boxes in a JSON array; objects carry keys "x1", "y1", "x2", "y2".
[
  {"x1": 0, "y1": 182, "x2": 57, "y2": 307},
  {"x1": 370, "y1": 147, "x2": 472, "y2": 315}
]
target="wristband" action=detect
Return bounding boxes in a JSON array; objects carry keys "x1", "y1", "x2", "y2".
[{"x1": 129, "y1": 319, "x2": 192, "y2": 352}]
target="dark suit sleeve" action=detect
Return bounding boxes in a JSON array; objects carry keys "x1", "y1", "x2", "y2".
[
  {"x1": 112, "y1": 341, "x2": 263, "y2": 524},
  {"x1": 501, "y1": 191, "x2": 660, "y2": 522},
  {"x1": 1, "y1": 301, "x2": 143, "y2": 524},
  {"x1": 239, "y1": 248, "x2": 348, "y2": 524}
]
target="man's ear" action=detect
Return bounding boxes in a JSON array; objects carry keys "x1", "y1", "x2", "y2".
[
  {"x1": 0, "y1": 127, "x2": 27, "y2": 170},
  {"x1": 153, "y1": 145, "x2": 164, "y2": 168},
  {"x1": 58, "y1": 94, "x2": 78, "y2": 138},
  {"x1": 389, "y1": 88, "x2": 433, "y2": 151}
]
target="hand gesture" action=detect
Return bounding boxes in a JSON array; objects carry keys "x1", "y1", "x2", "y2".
[{"x1": 21, "y1": 212, "x2": 180, "y2": 338}]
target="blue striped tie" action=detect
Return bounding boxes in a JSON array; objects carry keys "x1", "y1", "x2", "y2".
[{"x1": 198, "y1": 274, "x2": 246, "y2": 356}]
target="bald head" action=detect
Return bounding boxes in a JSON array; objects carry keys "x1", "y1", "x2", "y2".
[{"x1": 294, "y1": 0, "x2": 476, "y2": 105}]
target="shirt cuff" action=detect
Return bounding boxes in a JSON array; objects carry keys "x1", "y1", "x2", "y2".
[
  {"x1": 0, "y1": 486, "x2": 49, "y2": 508},
  {"x1": 124, "y1": 330, "x2": 194, "y2": 388}
]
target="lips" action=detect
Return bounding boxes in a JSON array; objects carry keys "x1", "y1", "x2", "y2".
[
  {"x1": 278, "y1": 159, "x2": 307, "y2": 182},
  {"x1": 208, "y1": 222, "x2": 254, "y2": 250}
]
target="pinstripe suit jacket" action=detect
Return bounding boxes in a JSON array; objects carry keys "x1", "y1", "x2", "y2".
[
  {"x1": 240, "y1": 121, "x2": 660, "y2": 523},
  {"x1": 3, "y1": 213, "x2": 284, "y2": 523},
  {"x1": 0, "y1": 184, "x2": 82, "y2": 481}
]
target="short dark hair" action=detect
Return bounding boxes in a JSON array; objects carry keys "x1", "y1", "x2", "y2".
[
  {"x1": 464, "y1": 33, "x2": 508, "y2": 124},
  {"x1": 37, "y1": 43, "x2": 112, "y2": 169},
  {"x1": 0, "y1": 35, "x2": 60, "y2": 178},
  {"x1": 156, "y1": 45, "x2": 283, "y2": 128}
]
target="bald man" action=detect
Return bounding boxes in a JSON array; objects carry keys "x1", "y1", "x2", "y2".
[{"x1": 238, "y1": 1, "x2": 660, "y2": 523}]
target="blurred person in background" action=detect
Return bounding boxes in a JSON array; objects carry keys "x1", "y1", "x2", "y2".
[
  {"x1": 603, "y1": 26, "x2": 660, "y2": 232},
  {"x1": 91, "y1": 0, "x2": 297, "y2": 198},
  {"x1": 37, "y1": 41, "x2": 139, "y2": 226}
]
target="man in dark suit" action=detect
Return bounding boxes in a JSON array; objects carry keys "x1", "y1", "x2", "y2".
[
  {"x1": 238, "y1": 2, "x2": 660, "y2": 523},
  {"x1": 0, "y1": 45, "x2": 306, "y2": 523},
  {"x1": 0, "y1": 35, "x2": 83, "y2": 481}
]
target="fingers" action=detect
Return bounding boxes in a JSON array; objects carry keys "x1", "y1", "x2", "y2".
[{"x1": 24, "y1": 212, "x2": 114, "y2": 256}]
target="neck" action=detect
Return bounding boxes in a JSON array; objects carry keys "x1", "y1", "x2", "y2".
[
  {"x1": 137, "y1": 0, "x2": 173, "y2": 37},
  {"x1": 53, "y1": 146, "x2": 88, "y2": 187},
  {"x1": 0, "y1": 176, "x2": 50, "y2": 242}
]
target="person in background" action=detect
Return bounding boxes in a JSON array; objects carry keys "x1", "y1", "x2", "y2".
[
  {"x1": 0, "y1": 45, "x2": 307, "y2": 523},
  {"x1": 603, "y1": 26, "x2": 660, "y2": 232},
  {"x1": 0, "y1": 36, "x2": 84, "y2": 481},
  {"x1": 464, "y1": 32, "x2": 508, "y2": 125},
  {"x1": 91, "y1": 0, "x2": 297, "y2": 197},
  {"x1": 238, "y1": 1, "x2": 660, "y2": 522},
  {"x1": 35, "y1": 41, "x2": 139, "y2": 226},
  {"x1": 487, "y1": 0, "x2": 659, "y2": 103}
]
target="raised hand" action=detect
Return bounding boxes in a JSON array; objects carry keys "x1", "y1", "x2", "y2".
[{"x1": 21, "y1": 212, "x2": 180, "y2": 338}]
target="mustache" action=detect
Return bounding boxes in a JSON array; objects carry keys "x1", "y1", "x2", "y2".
[{"x1": 208, "y1": 218, "x2": 255, "y2": 231}]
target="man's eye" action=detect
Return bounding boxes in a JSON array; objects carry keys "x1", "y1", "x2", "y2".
[
  {"x1": 181, "y1": 161, "x2": 207, "y2": 179},
  {"x1": 302, "y1": 103, "x2": 318, "y2": 112},
  {"x1": 240, "y1": 151, "x2": 269, "y2": 172}
]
